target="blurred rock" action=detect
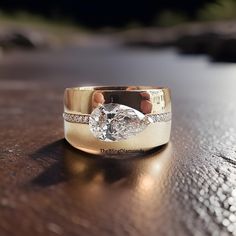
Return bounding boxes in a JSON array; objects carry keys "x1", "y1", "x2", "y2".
[
  {"x1": 0, "y1": 30, "x2": 49, "y2": 51},
  {"x1": 2, "y1": 32, "x2": 35, "y2": 49},
  {"x1": 120, "y1": 27, "x2": 181, "y2": 48},
  {"x1": 175, "y1": 32, "x2": 236, "y2": 62},
  {"x1": 120, "y1": 21, "x2": 236, "y2": 63},
  {"x1": 176, "y1": 32, "x2": 221, "y2": 55},
  {"x1": 209, "y1": 36, "x2": 236, "y2": 62}
]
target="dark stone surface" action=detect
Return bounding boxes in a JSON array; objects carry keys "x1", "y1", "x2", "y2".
[
  {"x1": 0, "y1": 30, "x2": 49, "y2": 50},
  {"x1": 176, "y1": 32, "x2": 221, "y2": 55},
  {"x1": 209, "y1": 37, "x2": 236, "y2": 62},
  {"x1": 0, "y1": 46, "x2": 236, "y2": 236},
  {"x1": 0, "y1": 32, "x2": 34, "y2": 49}
]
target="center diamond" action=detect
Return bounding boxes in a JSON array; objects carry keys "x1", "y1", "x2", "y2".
[{"x1": 89, "y1": 103, "x2": 148, "y2": 141}]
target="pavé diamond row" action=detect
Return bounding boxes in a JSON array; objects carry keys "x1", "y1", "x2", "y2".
[
  {"x1": 63, "y1": 113, "x2": 90, "y2": 124},
  {"x1": 63, "y1": 111, "x2": 171, "y2": 124},
  {"x1": 64, "y1": 103, "x2": 171, "y2": 142}
]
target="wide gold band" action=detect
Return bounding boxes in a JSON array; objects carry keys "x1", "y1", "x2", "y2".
[{"x1": 64, "y1": 86, "x2": 171, "y2": 155}]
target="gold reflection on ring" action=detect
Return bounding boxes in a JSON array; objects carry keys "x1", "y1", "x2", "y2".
[{"x1": 64, "y1": 143, "x2": 172, "y2": 200}]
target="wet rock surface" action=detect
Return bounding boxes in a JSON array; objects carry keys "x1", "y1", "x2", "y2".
[{"x1": 0, "y1": 47, "x2": 236, "y2": 235}]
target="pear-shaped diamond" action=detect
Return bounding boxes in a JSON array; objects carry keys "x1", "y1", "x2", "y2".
[{"x1": 89, "y1": 103, "x2": 148, "y2": 141}]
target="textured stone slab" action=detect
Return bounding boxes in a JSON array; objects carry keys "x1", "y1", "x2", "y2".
[{"x1": 1, "y1": 46, "x2": 236, "y2": 236}]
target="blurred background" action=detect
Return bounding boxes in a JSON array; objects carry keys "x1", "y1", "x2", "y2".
[
  {"x1": 1, "y1": 0, "x2": 236, "y2": 97},
  {"x1": 1, "y1": 0, "x2": 236, "y2": 61},
  {"x1": 1, "y1": 0, "x2": 236, "y2": 102},
  {"x1": 0, "y1": 0, "x2": 220, "y2": 28}
]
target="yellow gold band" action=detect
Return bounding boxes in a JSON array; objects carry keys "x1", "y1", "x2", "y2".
[{"x1": 64, "y1": 86, "x2": 171, "y2": 155}]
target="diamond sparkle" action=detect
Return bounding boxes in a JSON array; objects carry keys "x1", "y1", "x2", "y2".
[{"x1": 89, "y1": 103, "x2": 147, "y2": 142}]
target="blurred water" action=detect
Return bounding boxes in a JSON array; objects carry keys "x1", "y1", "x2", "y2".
[{"x1": 0, "y1": 46, "x2": 236, "y2": 104}]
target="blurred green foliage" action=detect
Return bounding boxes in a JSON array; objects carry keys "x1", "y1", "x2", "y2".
[
  {"x1": 0, "y1": 11, "x2": 85, "y2": 33},
  {"x1": 198, "y1": 0, "x2": 236, "y2": 21},
  {"x1": 153, "y1": 0, "x2": 236, "y2": 27},
  {"x1": 155, "y1": 11, "x2": 187, "y2": 27}
]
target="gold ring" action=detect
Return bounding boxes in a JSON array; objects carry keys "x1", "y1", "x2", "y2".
[{"x1": 63, "y1": 86, "x2": 171, "y2": 155}]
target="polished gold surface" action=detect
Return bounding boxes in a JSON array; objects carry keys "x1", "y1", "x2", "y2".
[
  {"x1": 64, "y1": 86, "x2": 171, "y2": 114},
  {"x1": 64, "y1": 143, "x2": 173, "y2": 185},
  {"x1": 64, "y1": 86, "x2": 171, "y2": 155}
]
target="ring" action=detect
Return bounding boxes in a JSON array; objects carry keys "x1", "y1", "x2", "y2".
[{"x1": 64, "y1": 86, "x2": 171, "y2": 155}]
